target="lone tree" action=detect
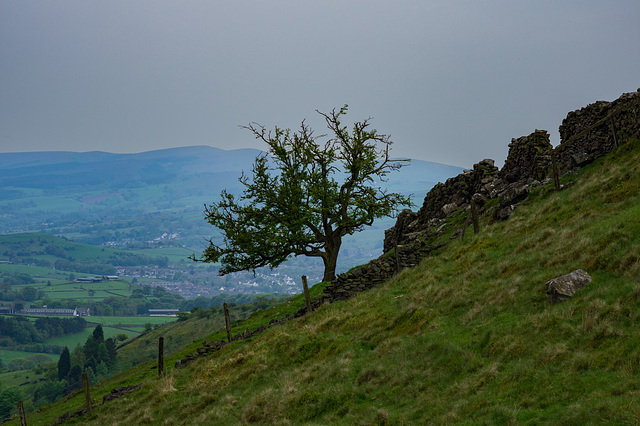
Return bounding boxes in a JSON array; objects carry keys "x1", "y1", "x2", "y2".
[{"x1": 195, "y1": 106, "x2": 411, "y2": 282}]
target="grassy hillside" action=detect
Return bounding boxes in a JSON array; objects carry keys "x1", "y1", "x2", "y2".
[{"x1": 8, "y1": 139, "x2": 640, "y2": 424}]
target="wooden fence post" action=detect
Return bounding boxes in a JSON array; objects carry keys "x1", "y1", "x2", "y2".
[
  {"x1": 394, "y1": 239, "x2": 400, "y2": 274},
  {"x1": 552, "y1": 154, "x2": 560, "y2": 191},
  {"x1": 223, "y1": 303, "x2": 232, "y2": 343},
  {"x1": 610, "y1": 118, "x2": 619, "y2": 147},
  {"x1": 18, "y1": 401, "x2": 27, "y2": 426},
  {"x1": 461, "y1": 212, "x2": 470, "y2": 241},
  {"x1": 302, "y1": 276, "x2": 312, "y2": 314},
  {"x1": 82, "y1": 373, "x2": 92, "y2": 414},
  {"x1": 470, "y1": 199, "x2": 480, "y2": 235},
  {"x1": 158, "y1": 337, "x2": 164, "y2": 377}
]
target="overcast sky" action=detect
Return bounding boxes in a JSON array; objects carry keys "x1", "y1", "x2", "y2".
[{"x1": 1, "y1": 1, "x2": 638, "y2": 167}]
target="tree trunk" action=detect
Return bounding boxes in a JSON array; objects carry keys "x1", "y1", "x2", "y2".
[{"x1": 322, "y1": 238, "x2": 341, "y2": 282}]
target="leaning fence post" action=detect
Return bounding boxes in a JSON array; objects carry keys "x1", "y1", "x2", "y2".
[
  {"x1": 302, "y1": 276, "x2": 312, "y2": 314},
  {"x1": 470, "y1": 199, "x2": 480, "y2": 235},
  {"x1": 158, "y1": 337, "x2": 164, "y2": 377},
  {"x1": 223, "y1": 303, "x2": 232, "y2": 343},
  {"x1": 394, "y1": 239, "x2": 400, "y2": 274},
  {"x1": 552, "y1": 154, "x2": 560, "y2": 191},
  {"x1": 461, "y1": 211, "x2": 470, "y2": 241},
  {"x1": 82, "y1": 373, "x2": 92, "y2": 414},
  {"x1": 609, "y1": 117, "x2": 619, "y2": 147},
  {"x1": 18, "y1": 401, "x2": 27, "y2": 426}
]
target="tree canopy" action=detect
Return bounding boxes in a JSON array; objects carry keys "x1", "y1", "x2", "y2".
[
  {"x1": 196, "y1": 106, "x2": 411, "y2": 281},
  {"x1": 57, "y1": 346, "x2": 71, "y2": 380}
]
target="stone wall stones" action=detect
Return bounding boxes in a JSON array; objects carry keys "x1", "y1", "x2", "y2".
[
  {"x1": 556, "y1": 89, "x2": 640, "y2": 173},
  {"x1": 384, "y1": 159, "x2": 499, "y2": 252},
  {"x1": 321, "y1": 242, "x2": 445, "y2": 304},
  {"x1": 500, "y1": 129, "x2": 553, "y2": 183}
]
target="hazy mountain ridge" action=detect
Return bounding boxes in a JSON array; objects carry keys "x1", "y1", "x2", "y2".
[{"x1": 0, "y1": 146, "x2": 262, "y2": 189}]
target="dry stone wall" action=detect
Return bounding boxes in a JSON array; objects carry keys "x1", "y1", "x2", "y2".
[
  {"x1": 321, "y1": 242, "x2": 445, "y2": 304},
  {"x1": 556, "y1": 89, "x2": 640, "y2": 172},
  {"x1": 384, "y1": 159, "x2": 499, "y2": 252}
]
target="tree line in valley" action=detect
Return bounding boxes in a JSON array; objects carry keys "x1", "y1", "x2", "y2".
[{"x1": 0, "y1": 316, "x2": 86, "y2": 347}]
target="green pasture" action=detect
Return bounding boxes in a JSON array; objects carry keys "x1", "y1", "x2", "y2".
[
  {"x1": 88, "y1": 316, "x2": 176, "y2": 326},
  {"x1": 0, "y1": 264, "x2": 68, "y2": 281},
  {"x1": 45, "y1": 327, "x2": 132, "y2": 350},
  {"x1": 9, "y1": 280, "x2": 133, "y2": 302},
  {"x1": 0, "y1": 349, "x2": 57, "y2": 365},
  {"x1": 0, "y1": 369, "x2": 47, "y2": 388}
]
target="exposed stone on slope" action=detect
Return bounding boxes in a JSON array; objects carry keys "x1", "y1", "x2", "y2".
[
  {"x1": 102, "y1": 384, "x2": 142, "y2": 404},
  {"x1": 545, "y1": 270, "x2": 593, "y2": 304}
]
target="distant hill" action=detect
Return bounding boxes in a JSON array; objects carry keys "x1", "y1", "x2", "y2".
[
  {"x1": 0, "y1": 146, "x2": 261, "y2": 190},
  {"x1": 0, "y1": 146, "x2": 463, "y2": 273},
  {"x1": 0, "y1": 145, "x2": 460, "y2": 195}
]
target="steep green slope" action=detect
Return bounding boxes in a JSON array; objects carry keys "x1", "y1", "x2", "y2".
[{"x1": 11, "y1": 139, "x2": 640, "y2": 424}]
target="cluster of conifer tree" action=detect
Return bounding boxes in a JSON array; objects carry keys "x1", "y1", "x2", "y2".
[
  {"x1": 56, "y1": 325, "x2": 117, "y2": 388},
  {"x1": 0, "y1": 325, "x2": 119, "y2": 418}
]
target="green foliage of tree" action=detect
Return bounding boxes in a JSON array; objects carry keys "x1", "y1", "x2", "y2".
[
  {"x1": 0, "y1": 316, "x2": 40, "y2": 345},
  {"x1": 21, "y1": 286, "x2": 38, "y2": 301},
  {"x1": 34, "y1": 379, "x2": 68, "y2": 406},
  {"x1": 83, "y1": 366, "x2": 95, "y2": 386},
  {"x1": 196, "y1": 106, "x2": 411, "y2": 281},
  {"x1": 54, "y1": 259, "x2": 116, "y2": 275},
  {"x1": 92, "y1": 324, "x2": 104, "y2": 344},
  {"x1": 58, "y1": 346, "x2": 71, "y2": 380},
  {"x1": 97, "y1": 342, "x2": 109, "y2": 364},
  {"x1": 68, "y1": 365, "x2": 83, "y2": 389},
  {"x1": 0, "y1": 385, "x2": 21, "y2": 419},
  {"x1": 105, "y1": 337, "x2": 117, "y2": 366},
  {"x1": 83, "y1": 336, "x2": 98, "y2": 367},
  {"x1": 96, "y1": 361, "x2": 108, "y2": 379}
]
